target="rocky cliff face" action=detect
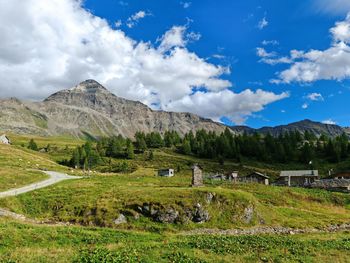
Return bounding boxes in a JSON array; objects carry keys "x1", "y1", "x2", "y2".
[{"x1": 0, "y1": 80, "x2": 227, "y2": 138}]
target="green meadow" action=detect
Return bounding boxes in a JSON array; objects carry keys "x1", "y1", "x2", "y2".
[{"x1": 0, "y1": 134, "x2": 349, "y2": 262}]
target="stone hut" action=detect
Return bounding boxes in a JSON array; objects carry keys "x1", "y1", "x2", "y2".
[
  {"x1": 192, "y1": 164, "x2": 203, "y2": 187},
  {"x1": 158, "y1": 169, "x2": 175, "y2": 177},
  {"x1": 0, "y1": 134, "x2": 10, "y2": 145},
  {"x1": 311, "y1": 179, "x2": 350, "y2": 193}
]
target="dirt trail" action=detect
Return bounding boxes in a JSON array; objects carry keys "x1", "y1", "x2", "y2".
[{"x1": 0, "y1": 171, "x2": 82, "y2": 198}]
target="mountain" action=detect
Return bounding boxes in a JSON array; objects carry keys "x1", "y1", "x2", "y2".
[
  {"x1": 0, "y1": 80, "x2": 348, "y2": 139},
  {"x1": 0, "y1": 80, "x2": 227, "y2": 138},
  {"x1": 230, "y1": 119, "x2": 349, "y2": 138}
]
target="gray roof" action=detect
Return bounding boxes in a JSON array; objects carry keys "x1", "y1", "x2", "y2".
[{"x1": 280, "y1": 170, "x2": 319, "y2": 177}]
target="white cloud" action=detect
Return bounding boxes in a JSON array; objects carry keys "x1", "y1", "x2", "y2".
[
  {"x1": 165, "y1": 89, "x2": 290, "y2": 124},
  {"x1": 256, "y1": 47, "x2": 275, "y2": 58},
  {"x1": 312, "y1": 0, "x2": 350, "y2": 15},
  {"x1": 157, "y1": 26, "x2": 201, "y2": 52},
  {"x1": 115, "y1": 20, "x2": 122, "y2": 28},
  {"x1": 306, "y1": 92, "x2": 324, "y2": 101},
  {"x1": 262, "y1": 40, "x2": 279, "y2": 46},
  {"x1": 256, "y1": 47, "x2": 292, "y2": 65},
  {"x1": 270, "y1": 13, "x2": 350, "y2": 83},
  {"x1": 180, "y1": 2, "x2": 191, "y2": 9},
  {"x1": 302, "y1": 103, "x2": 309, "y2": 109},
  {"x1": 258, "y1": 17, "x2": 269, "y2": 30},
  {"x1": 118, "y1": 1, "x2": 128, "y2": 7},
  {"x1": 126, "y1": 10, "x2": 151, "y2": 28},
  {"x1": 322, "y1": 119, "x2": 337, "y2": 125},
  {"x1": 0, "y1": 0, "x2": 288, "y2": 125}
]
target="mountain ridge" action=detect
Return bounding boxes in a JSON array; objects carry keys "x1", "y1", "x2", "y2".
[
  {"x1": 0, "y1": 80, "x2": 348, "y2": 138},
  {"x1": 0, "y1": 80, "x2": 227, "y2": 138}
]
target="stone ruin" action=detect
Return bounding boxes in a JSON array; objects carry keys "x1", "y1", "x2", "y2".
[{"x1": 192, "y1": 164, "x2": 203, "y2": 187}]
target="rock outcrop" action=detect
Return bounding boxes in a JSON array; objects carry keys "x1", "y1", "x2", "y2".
[{"x1": 0, "y1": 80, "x2": 227, "y2": 138}]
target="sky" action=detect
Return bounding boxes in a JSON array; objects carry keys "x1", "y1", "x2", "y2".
[{"x1": 0, "y1": 0, "x2": 350, "y2": 128}]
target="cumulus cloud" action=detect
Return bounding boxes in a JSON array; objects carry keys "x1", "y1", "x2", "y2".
[
  {"x1": 268, "y1": 13, "x2": 350, "y2": 83},
  {"x1": 180, "y1": 2, "x2": 191, "y2": 9},
  {"x1": 322, "y1": 119, "x2": 337, "y2": 125},
  {"x1": 0, "y1": 0, "x2": 288, "y2": 124},
  {"x1": 302, "y1": 103, "x2": 309, "y2": 109},
  {"x1": 126, "y1": 10, "x2": 151, "y2": 28},
  {"x1": 165, "y1": 89, "x2": 290, "y2": 124},
  {"x1": 258, "y1": 17, "x2": 269, "y2": 30},
  {"x1": 312, "y1": 0, "x2": 350, "y2": 15},
  {"x1": 262, "y1": 40, "x2": 279, "y2": 46},
  {"x1": 306, "y1": 92, "x2": 324, "y2": 101}
]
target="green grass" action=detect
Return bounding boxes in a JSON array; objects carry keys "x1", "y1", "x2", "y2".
[
  {"x1": 0, "y1": 218, "x2": 349, "y2": 263},
  {"x1": 1, "y1": 134, "x2": 350, "y2": 262}
]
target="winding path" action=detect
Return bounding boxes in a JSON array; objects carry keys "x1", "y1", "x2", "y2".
[{"x1": 0, "y1": 171, "x2": 82, "y2": 198}]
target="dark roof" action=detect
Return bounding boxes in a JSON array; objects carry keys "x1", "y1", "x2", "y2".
[
  {"x1": 280, "y1": 170, "x2": 319, "y2": 177},
  {"x1": 246, "y1": 172, "x2": 269, "y2": 179},
  {"x1": 332, "y1": 172, "x2": 350, "y2": 178}
]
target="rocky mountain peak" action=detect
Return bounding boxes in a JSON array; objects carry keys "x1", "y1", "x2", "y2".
[{"x1": 70, "y1": 79, "x2": 107, "y2": 93}]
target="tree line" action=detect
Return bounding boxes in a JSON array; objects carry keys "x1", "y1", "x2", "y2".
[{"x1": 54, "y1": 128, "x2": 350, "y2": 170}]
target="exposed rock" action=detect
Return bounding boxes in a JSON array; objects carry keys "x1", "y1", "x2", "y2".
[
  {"x1": 114, "y1": 214, "x2": 127, "y2": 225},
  {"x1": 242, "y1": 206, "x2": 254, "y2": 224},
  {"x1": 135, "y1": 202, "x2": 210, "y2": 224},
  {"x1": 0, "y1": 80, "x2": 227, "y2": 138},
  {"x1": 192, "y1": 204, "x2": 210, "y2": 223},
  {"x1": 154, "y1": 208, "x2": 179, "y2": 224},
  {"x1": 205, "y1": 192, "x2": 215, "y2": 204}
]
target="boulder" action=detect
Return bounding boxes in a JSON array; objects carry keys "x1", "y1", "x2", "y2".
[{"x1": 114, "y1": 214, "x2": 127, "y2": 225}]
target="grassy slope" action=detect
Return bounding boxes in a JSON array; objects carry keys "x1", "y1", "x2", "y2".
[
  {"x1": 0, "y1": 218, "x2": 349, "y2": 263},
  {"x1": 0, "y1": 143, "x2": 65, "y2": 191},
  {"x1": 0, "y1": 134, "x2": 350, "y2": 262}
]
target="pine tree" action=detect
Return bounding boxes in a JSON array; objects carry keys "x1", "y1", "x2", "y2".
[
  {"x1": 182, "y1": 139, "x2": 192, "y2": 155},
  {"x1": 28, "y1": 139, "x2": 38, "y2": 151},
  {"x1": 126, "y1": 141, "x2": 135, "y2": 159}
]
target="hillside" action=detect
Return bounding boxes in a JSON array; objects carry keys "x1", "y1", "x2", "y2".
[
  {"x1": 0, "y1": 135, "x2": 350, "y2": 262},
  {"x1": 231, "y1": 119, "x2": 350, "y2": 137},
  {"x1": 0, "y1": 80, "x2": 226, "y2": 138}
]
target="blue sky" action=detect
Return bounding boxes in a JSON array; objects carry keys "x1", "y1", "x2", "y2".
[
  {"x1": 82, "y1": 0, "x2": 350, "y2": 128},
  {"x1": 1, "y1": 0, "x2": 350, "y2": 128}
]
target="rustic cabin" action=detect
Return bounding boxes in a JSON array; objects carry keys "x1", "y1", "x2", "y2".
[
  {"x1": 158, "y1": 169, "x2": 175, "y2": 177},
  {"x1": 311, "y1": 179, "x2": 350, "y2": 193},
  {"x1": 279, "y1": 170, "x2": 319, "y2": 187},
  {"x1": 238, "y1": 172, "x2": 269, "y2": 185},
  {"x1": 0, "y1": 134, "x2": 10, "y2": 145}
]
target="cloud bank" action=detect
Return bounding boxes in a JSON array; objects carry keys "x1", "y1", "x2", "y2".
[
  {"x1": 0, "y1": 0, "x2": 287, "y2": 124},
  {"x1": 259, "y1": 13, "x2": 350, "y2": 84}
]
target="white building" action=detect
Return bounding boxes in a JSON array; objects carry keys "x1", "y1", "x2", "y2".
[
  {"x1": 158, "y1": 169, "x2": 175, "y2": 177},
  {"x1": 0, "y1": 134, "x2": 10, "y2": 145}
]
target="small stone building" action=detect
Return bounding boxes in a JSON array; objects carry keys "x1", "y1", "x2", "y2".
[
  {"x1": 280, "y1": 170, "x2": 319, "y2": 187},
  {"x1": 158, "y1": 169, "x2": 174, "y2": 177},
  {"x1": 192, "y1": 164, "x2": 203, "y2": 187},
  {"x1": 311, "y1": 179, "x2": 350, "y2": 193},
  {"x1": 238, "y1": 172, "x2": 269, "y2": 185},
  {"x1": 0, "y1": 134, "x2": 10, "y2": 145}
]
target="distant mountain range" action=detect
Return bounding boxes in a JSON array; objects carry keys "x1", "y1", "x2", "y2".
[
  {"x1": 0, "y1": 80, "x2": 348, "y2": 138},
  {"x1": 231, "y1": 120, "x2": 350, "y2": 138}
]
